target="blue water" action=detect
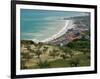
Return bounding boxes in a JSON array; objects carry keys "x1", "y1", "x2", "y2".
[{"x1": 20, "y1": 9, "x2": 89, "y2": 41}]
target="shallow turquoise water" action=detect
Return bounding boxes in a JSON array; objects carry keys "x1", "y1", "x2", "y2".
[{"x1": 20, "y1": 9, "x2": 89, "y2": 41}]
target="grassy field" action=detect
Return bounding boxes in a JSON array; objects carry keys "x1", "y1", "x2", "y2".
[{"x1": 21, "y1": 38, "x2": 90, "y2": 69}]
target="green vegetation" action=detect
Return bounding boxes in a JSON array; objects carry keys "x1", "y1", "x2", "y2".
[
  {"x1": 21, "y1": 37, "x2": 90, "y2": 69},
  {"x1": 49, "y1": 49, "x2": 59, "y2": 59},
  {"x1": 36, "y1": 60, "x2": 50, "y2": 68}
]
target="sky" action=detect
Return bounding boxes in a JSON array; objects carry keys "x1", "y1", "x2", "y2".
[{"x1": 20, "y1": 9, "x2": 89, "y2": 42}]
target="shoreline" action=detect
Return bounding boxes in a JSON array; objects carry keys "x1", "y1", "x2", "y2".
[{"x1": 41, "y1": 20, "x2": 73, "y2": 42}]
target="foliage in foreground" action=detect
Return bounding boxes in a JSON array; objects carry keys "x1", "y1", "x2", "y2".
[{"x1": 21, "y1": 38, "x2": 90, "y2": 69}]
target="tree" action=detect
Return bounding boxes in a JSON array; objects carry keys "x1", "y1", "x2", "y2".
[
  {"x1": 27, "y1": 45, "x2": 31, "y2": 52},
  {"x1": 61, "y1": 47, "x2": 73, "y2": 58},
  {"x1": 42, "y1": 46, "x2": 48, "y2": 53},
  {"x1": 49, "y1": 49, "x2": 59, "y2": 59},
  {"x1": 34, "y1": 49, "x2": 42, "y2": 59},
  {"x1": 38, "y1": 42, "x2": 43, "y2": 48},
  {"x1": 33, "y1": 42, "x2": 43, "y2": 61},
  {"x1": 60, "y1": 53, "x2": 67, "y2": 60}
]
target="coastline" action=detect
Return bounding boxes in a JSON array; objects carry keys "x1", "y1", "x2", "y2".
[{"x1": 41, "y1": 20, "x2": 73, "y2": 42}]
